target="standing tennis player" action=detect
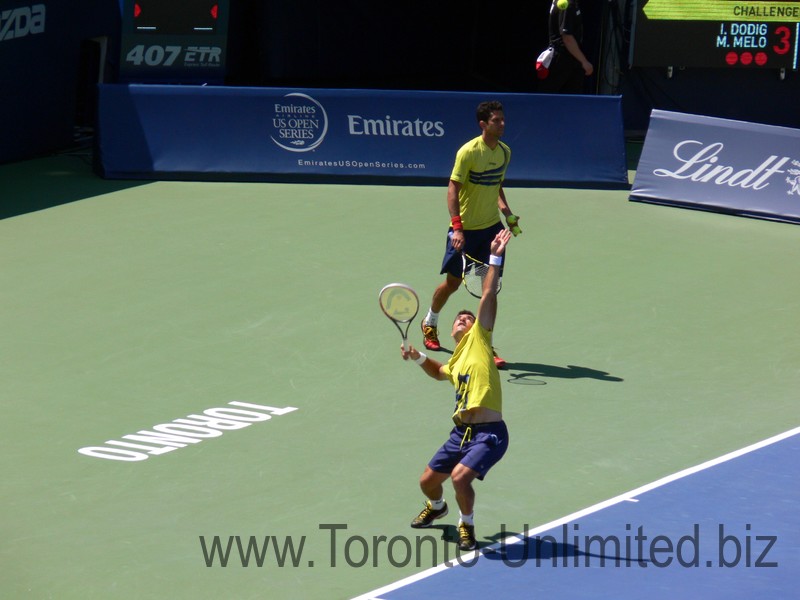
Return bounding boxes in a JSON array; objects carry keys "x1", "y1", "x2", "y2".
[
  {"x1": 401, "y1": 228, "x2": 512, "y2": 552},
  {"x1": 421, "y1": 100, "x2": 521, "y2": 368}
]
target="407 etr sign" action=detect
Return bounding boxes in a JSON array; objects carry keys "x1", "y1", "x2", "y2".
[
  {"x1": 125, "y1": 44, "x2": 223, "y2": 68},
  {"x1": 118, "y1": 0, "x2": 229, "y2": 83},
  {"x1": 119, "y1": 38, "x2": 227, "y2": 82}
]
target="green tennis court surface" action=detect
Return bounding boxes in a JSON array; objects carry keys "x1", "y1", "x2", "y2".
[{"x1": 2, "y1": 155, "x2": 798, "y2": 599}]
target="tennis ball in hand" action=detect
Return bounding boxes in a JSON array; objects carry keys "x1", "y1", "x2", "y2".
[
  {"x1": 557, "y1": 0, "x2": 569, "y2": 9},
  {"x1": 511, "y1": 225, "x2": 522, "y2": 236}
]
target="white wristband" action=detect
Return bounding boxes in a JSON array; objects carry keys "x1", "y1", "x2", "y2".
[
  {"x1": 414, "y1": 352, "x2": 427, "y2": 365},
  {"x1": 489, "y1": 255, "x2": 503, "y2": 266}
]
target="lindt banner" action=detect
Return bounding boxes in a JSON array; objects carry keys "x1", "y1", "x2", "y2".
[{"x1": 631, "y1": 110, "x2": 800, "y2": 224}]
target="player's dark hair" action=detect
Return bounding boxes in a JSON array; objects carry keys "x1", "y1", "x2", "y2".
[
  {"x1": 455, "y1": 310, "x2": 476, "y2": 322},
  {"x1": 477, "y1": 101, "x2": 504, "y2": 124}
]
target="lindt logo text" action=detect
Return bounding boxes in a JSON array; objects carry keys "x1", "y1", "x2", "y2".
[{"x1": 653, "y1": 141, "x2": 790, "y2": 190}]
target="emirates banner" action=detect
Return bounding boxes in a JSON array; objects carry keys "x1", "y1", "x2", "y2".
[
  {"x1": 95, "y1": 84, "x2": 628, "y2": 187},
  {"x1": 631, "y1": 110, "x2": 800, "y2": 224}
]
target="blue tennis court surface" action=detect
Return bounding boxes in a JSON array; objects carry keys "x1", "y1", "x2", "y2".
[{"x1": 357, "y1": 428, "x2": 799, "y2": 599}]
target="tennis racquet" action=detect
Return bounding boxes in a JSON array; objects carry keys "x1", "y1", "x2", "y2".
[
  {"x1": 378, "y1": 283, "x2": 420, "y2": 351},
  {"x1": 462, "y1": 253, "x2": 502, "y2": 299}
]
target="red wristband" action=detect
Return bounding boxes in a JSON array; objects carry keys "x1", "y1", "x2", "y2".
[{"x1": 451, "y1": 215, "x2": 463, "y2": 231}]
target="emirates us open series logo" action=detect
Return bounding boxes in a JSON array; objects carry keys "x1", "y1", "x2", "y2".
[{"x1": 269, "y1": 93, "x2": 328, "y2": 152}]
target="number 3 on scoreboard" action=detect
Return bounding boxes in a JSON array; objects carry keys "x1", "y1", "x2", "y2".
[
  {"x1": 126, "y1": 45, "x2": 182, "y2": 67},
  {"x1": 773, "y1": 26, "x2": 792, "y2": 55}
]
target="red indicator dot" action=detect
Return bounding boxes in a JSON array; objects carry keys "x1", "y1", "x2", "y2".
[
  {"x1": 725, "y1": 52, "x2": 738, "y2": 65},
  {"x1": 740, "y1": 52, "x2": 753, "y2": 65},
  {"x1": 134, "y1": 3, "x2": 141, "y2": 18},
  {"x1": 755, "y1": 52, "x2": 768, "y2": 66},
  {"x1": 211, "y1": 4, "x2": 218, "y2": 19}
]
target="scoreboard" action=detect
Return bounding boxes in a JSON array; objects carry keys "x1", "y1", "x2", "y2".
[
  {"x1": 630, "y1": 0, "x2": 800, "y2": 70},
  {"x1": 118, "y1": 0, "x2": 230, "y2": 83}
]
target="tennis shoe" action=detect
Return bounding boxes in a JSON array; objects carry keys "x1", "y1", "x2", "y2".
[
  {"x1": 410, "y1": 500, "x2": 448, "y2": 528},
  {"x1": 493, "y1": 349, "x2": 507, "y2": 369},
  {"x1": 421, "y1": 322, "x2": 441, "y2": 351},
  {"x1": 457, "y1": 522, "x2": 477, "y2": 551}
]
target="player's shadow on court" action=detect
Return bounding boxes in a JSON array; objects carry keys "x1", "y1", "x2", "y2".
[
  {"x1": 480, "y1": 537, "x2": 650, "y2": 567},
  {"x1": 432, "y1": 528, "x2": 648, "y2": 567},
  {"x1": 503, "y1": 362, "x2": 623, "y2": 386}
]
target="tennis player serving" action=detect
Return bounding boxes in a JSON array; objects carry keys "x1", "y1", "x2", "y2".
[{"x1": 400, "y1": 228, "x2": 512, "y2": 552}]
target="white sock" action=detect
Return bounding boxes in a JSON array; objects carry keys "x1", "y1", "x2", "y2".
[
  {"x1": 425, "y1": 309, "x2": 439, "y2": 326},
  {"x1": 459, "y1": 512, "x2": 474, "y2": 526},
  {"x1": 429, "y1": 498, "x2": 445, "y2": 510}
]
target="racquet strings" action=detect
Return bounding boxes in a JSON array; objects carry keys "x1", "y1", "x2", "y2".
[
  {"x1": 463, "y1": 257, "x2": 490, "y2": 297},
  {"x1": 379, "y1": 284, "x2": 419, "y2": 323},
  {"x1": 463, "y1": 254, "x2": 501, "y2": 297}
]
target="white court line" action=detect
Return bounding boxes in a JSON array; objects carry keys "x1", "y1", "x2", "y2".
[{"x1": 351, "y1": 426, "x2": 800, "y2": 600}]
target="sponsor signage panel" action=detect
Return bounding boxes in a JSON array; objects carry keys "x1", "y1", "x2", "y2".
[
  {"x1": 118, "y1": 0, "x2": 230, "y2": 84},
  {"x1": 631, "y1": 110, "x2": 800, "y2": 223},
  {"x1": 95, "y1": 84, "x2": 628, "y2": 187}
]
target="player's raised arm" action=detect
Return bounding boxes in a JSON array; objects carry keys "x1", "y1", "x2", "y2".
[{"x1": 477, "y1": 229, "x2": 511, "y2": 331}]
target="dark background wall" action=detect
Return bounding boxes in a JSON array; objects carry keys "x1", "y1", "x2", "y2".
[
  {"x1": 224, "y1": 1, "x2": 559, "y2": 92},
  {"x1": 0, "y1": 0, "x2": 120, "y2": 164},
  {"x1": 1, "y1": 0, "x2": 797, "y2": 166}
]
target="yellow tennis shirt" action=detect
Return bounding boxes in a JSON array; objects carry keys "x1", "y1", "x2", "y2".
[
  {"x1": 450, "y1": 136, "x2": 511, "y2": 230},
  {"x1": 442, "y1": 320, "x2": 502, "y2": 424}
]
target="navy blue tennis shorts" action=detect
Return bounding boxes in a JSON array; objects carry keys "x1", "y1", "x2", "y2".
[
  {"x1": 428, "y1": 421, "x2": 509, "y2": 480},
  {"x1": 440, "y1": 221, "x2": 506, "y2": 278}
]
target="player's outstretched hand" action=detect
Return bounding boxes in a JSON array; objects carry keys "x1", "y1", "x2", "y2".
[{"x1": 490, "y1": 228, "x2": 512, "y2": 257}]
